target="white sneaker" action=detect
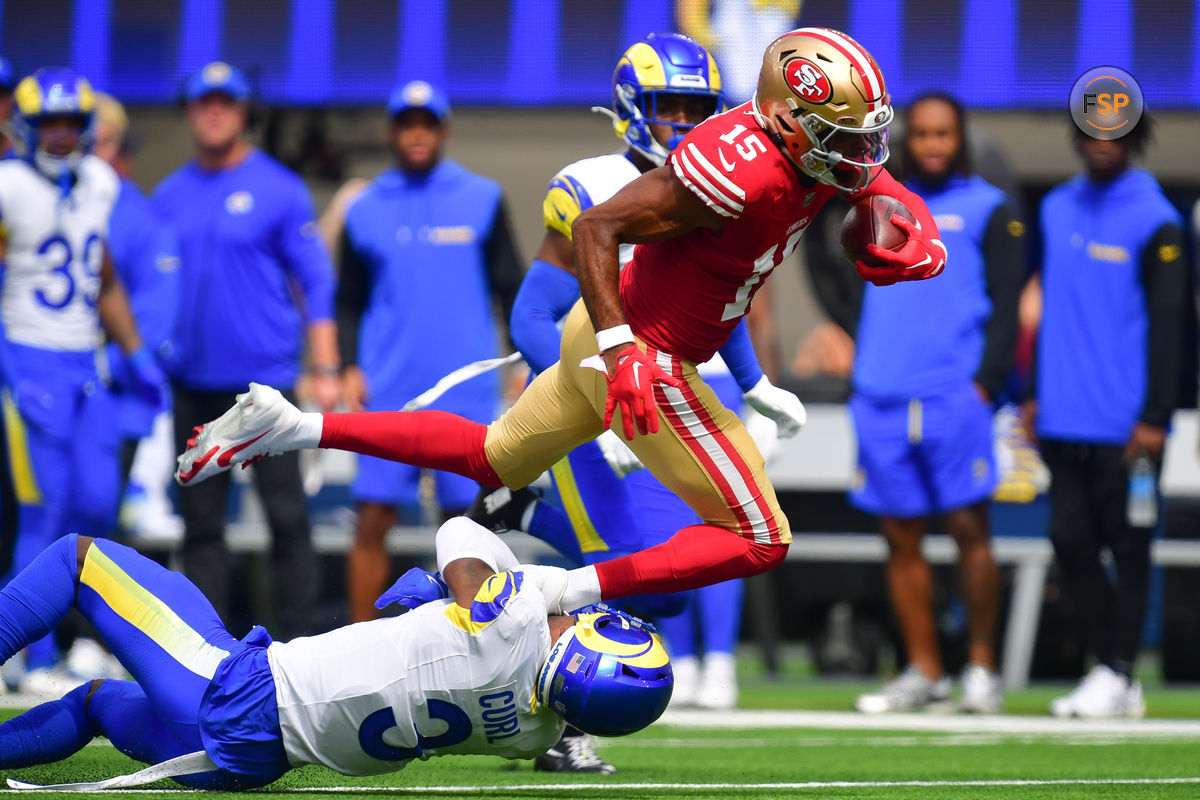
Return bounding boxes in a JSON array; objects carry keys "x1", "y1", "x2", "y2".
[
  {"x1": 696, "y1": 652, "x2": 738, "y2": 710},
  {"x1": 175, "y1": 383, "x2": 315, "y2": 485},
  {"x1": 19, "y1": 667, "x2": 85, "y2": 700},
  {"x1": 856, "y1": 665, "x2": 952, "y2": 714},
  {"x1": 1050, "y1": 665, "x2": 1146, "y2": 718},
  {"x1": 668, "y1": 655, "x2": 700, "y2": 708},
  {"x1": 65, "y1": 638, "x2": 128, "y2": 681},
  {"x1": 960, "y1": 664, "x2": 1004, "y2": 713}
]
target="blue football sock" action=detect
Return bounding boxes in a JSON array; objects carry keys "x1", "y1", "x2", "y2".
[
  {"x1": 698, "y1": 579, "x2": 744, "y2": 655},
  {"x1": 527, "y1": 502, "x2": 585, "y2": 567},
  {"x1": 656, "y1": 605, "x2": 698, "y2": 658},
  {"x1": 0, "y1": 681, "x2": 96, "y2": 768},
  {"x1": 0, "y1": 535, "x2": 77, "y2": 665}
]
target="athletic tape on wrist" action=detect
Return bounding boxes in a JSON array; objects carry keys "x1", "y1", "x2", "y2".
[{"x1": 595, "y1": 324, "x2": 635, "y2": 353}]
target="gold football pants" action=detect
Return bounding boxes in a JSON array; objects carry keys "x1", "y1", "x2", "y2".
[{"x1": 484, "y1": 301, "x2": 790, "y2": 545}]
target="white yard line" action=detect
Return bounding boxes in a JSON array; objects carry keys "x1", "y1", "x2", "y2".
[
  {"x1": 655, "y1": 708, "x2": 1200, "y2": 736},
  {"x1": 6, "y1": 778, "x2": 1200, "y2": 794}
]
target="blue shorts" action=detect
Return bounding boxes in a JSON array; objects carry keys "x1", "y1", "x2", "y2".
[
  {"x1": 353, "y1": 387, "x2": 493, "y2": 510},
  {"x1": 849, "y1": 383, "x2": 995, "y2": 518},
  {"x1": 353, "y1": 456, "x2": 480, "y2": 510}
]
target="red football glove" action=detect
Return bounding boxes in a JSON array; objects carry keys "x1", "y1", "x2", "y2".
[
  {"x1": 603, "y1": 345, "x2": 685, "y2": 441},
  {"x1": 855, "y1": 214, "x2": 948, "y2": 286}
]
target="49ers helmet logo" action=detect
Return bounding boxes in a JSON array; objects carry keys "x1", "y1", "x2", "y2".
[{"x1": 784, "y1": 58, "x2": 831, "y2": 103}]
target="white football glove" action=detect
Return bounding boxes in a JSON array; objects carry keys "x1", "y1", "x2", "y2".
[
  {"x1": 742, "y1": 409, "x2": 782, "y2": 464},
  {"x1": 517, "y1": 564, "x2": 571, "y2": 615},
  {"x1": 595, "y1": 428, "x2": 645, "y2": 478},
  {"x1": 742, "y1": 375, "x2": 807, "y2": 438}
]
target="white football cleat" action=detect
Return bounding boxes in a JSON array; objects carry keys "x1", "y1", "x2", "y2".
[
  {"x1": 959, "y1": 663, "x2": 1004, "y2": 714},
  {"x1": 856, "y1": 665, "x2": 952, "y2": 714},
  {"x1": 696, "y1": 652, "x2": 739, "y2": 710},
  {"x1": 1049, "y1": 664, "x2": 1146, "y2": 719},
  {"x1": 175, "y1": 383, "x2": 318, "y2": 486},
  {"x1": 667, "y1": 655, "x2": 700, "y2": 709}
]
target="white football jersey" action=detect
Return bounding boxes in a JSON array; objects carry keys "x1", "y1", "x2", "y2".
[
  {"x1": 543, "y1": 151, "x2": 731, "y2": 373},
  {"x1": 543, "y1": 152, "x2": 641, "y2": 268},
  {"x1": 0, "y1": 156, "x2": 119, "y2": 351},
  {"x1": 268, "y1": 570, "x2": 564, "y2": 776}
]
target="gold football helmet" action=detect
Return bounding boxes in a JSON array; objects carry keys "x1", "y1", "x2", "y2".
[{"x1": 752, "y1": 27, "x2": 892, "y2": 192}]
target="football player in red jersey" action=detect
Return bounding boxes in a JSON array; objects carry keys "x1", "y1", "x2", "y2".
[{"x1": 177, "y1": 28, "x2": 945, "y2": 615}]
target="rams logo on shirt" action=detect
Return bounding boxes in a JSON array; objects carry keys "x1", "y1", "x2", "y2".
[{"x1": 225, "y1": 191, "x2": 254, "y2": 215}]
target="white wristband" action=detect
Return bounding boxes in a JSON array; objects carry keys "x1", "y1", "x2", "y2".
[{"x1": 595, "y1": 324, "x2": 635, "y2": 353}]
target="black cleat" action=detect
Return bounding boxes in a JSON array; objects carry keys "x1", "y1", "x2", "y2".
[
  {"x1": 534, "y1": 728, "x2": 616, "y2": 774},
  {"x1": 465, "y1": 485, "x2": 541, "y2": 533}
]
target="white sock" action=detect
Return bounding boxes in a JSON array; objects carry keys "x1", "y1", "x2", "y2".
[
  {"x1": 295, "y1": 412, "x2": 325, "y2": 449},
  {"x1": 560, "y1": 565, "x2": 601, "y2": 613}
]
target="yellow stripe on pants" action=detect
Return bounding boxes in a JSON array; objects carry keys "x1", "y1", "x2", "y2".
[
  {"x1": 1, "y1": 389, "x2": 42, "y2": 505},
  {"x1": 550, "y1": 457, "x2": 609, "y2": 555},
  {"x1": 79, "y1": 545, "x2": 230, "y2": 679}
]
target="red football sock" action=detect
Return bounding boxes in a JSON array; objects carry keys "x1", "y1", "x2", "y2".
[
  {"x1": 320, "y1": 411, "x2": 502, "y2": 488},
  {"x1": 593, "y1": 524, "x2": 787, "y2": 599}
]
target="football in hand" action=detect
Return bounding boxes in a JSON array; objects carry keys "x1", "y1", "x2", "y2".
[{"x1": 840, "y1": 195, "x2": 916, "y2": 268}]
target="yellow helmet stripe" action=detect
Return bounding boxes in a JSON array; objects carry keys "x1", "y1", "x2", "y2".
[
  {"x1": 13, "y1": 77, "x2": 43, "y2": 116},
  {"x1": 76, "y1": 78, "x2": 96, "y2": 114},
  {"x1": 622, "y1": 42, "x2": 668, "y2": 89},
  {"x1": 708, "y1": 52, "x2": 722, "y2": 94}
]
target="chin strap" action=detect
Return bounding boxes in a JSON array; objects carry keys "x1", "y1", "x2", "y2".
[{"x1": 590, "y1": 105, "x2": 620, "y2": 125}]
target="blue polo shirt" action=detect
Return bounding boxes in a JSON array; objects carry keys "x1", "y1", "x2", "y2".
[
  {"x1": 1036, "y1": 168, "x2": 1183, "y2": 443},
  {"x1": 342, "y1": 160, "x2": 503, "y2": 412},
  {"x1": 153, "y1": 150, "x2": 333, "y2": 390},
  {"x1": 854, "y1": 174, "x2": 1008, "y2": 399}
]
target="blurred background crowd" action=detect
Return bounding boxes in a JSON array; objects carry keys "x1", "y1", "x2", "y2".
[{"x1": 1, "y1": 0, "x2": 1199, "y2": 724}]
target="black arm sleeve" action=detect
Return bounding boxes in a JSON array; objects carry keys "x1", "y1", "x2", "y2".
[
  {"x1": 335, "y1": 227, "x2": 370, "y2": 368},
  {"x1": 973, "y1": 201, "x2": 1026, "y2": 399},
  {"x1": 802, "y1": 203, "x2": 864, "y2": 335},
  {"x1": 482, "y1": 199, "x2": 525, "y2": 350},
  {"x1": 1139, "y1": 222, "x2": 1187, "y2": 426}
]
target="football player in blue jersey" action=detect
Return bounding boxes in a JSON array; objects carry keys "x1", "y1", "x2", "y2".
[
  {"x1": 0, "y1": 519, "x2": 671, "y2": 790},
  {"x1": 0, "y1": 68, "x2": 166, "y2": 693},
  {"x1": 467, "y1": 32, "x2": 805, "y2": 770}
]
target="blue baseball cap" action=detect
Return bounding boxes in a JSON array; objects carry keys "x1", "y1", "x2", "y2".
[
  {"x1": 184, "y1": 61, "x2": 251, "y2": 103},
  {"x1": 387, "y1": 80, "x2": 450, "y2": 122},
  {"x1": 0, "y1": 56, "x2": 15, "y2": 91}
]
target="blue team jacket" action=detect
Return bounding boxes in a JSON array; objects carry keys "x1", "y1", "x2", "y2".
[
  {"x1": 343, "y1": 160, "x2": 504, "y2": 415},
  {"x1": 854, "y1": 174, "x2": 1007, "y2": 400},
  {"x1": 1036, "y1": 168, "x2": 1182, "y2": 443},
  {"x1": 153, "y1": 150, "x2": 333, "y2": 391}
]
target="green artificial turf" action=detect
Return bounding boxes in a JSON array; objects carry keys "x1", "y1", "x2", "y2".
[{"x1": 4, "y1": 671, "x2": 1200, "y2": 799}]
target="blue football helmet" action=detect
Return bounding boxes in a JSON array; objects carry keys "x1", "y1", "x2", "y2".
[
  {"x1": 12, "y1": 66, "x2": 96, "y2": 181},
  {"x1": 603, "y1": 32, "x2": 724, "y2": 166},
  {"x1": 536, "y1": 609, "x2": 673, "y2": 737}
]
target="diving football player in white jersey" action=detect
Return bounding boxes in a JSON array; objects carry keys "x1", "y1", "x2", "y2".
[
  {"x1": 0, "y1": 518, "x2": 672, "y2": 789},
  {"x1": 0, "y1": 66, "x2": 166, "y2": 693}
]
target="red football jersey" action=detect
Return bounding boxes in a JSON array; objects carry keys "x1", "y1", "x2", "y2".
[{"x1": 619, "y1": 102, "x2": 933, "y2": 364}]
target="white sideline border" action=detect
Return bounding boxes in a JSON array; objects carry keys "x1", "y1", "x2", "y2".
[{"x1": 657, "y1": 708, "x2": 1200, "y2": 736}]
